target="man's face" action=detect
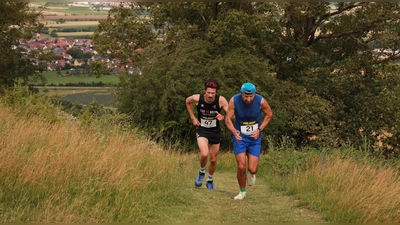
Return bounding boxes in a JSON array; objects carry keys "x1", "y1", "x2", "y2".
[
  {"x1": 241, "y1": 92, "x2": 255, "y2": 105},
  {"x1": 205, "y1": 87, "x2": 217, "y2": 102}
]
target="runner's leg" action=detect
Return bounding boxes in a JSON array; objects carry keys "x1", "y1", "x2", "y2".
[
  {"x1": 208, "y1": 143, "x2": 220, "y2": 176},
  {"x1": 235, "y1": 152, "x2": 247, "y2": 190},
  {"x1": 247, "y1": 153, "x2": 260, "y2": 175},
  {"x1": 197, "y1": 137, "x2": 209, "y2": 169},
  {"x1": 194, "y1": 136, "x2": 209, "y2": 187}
]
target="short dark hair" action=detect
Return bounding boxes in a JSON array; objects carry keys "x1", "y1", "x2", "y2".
[{"x1": 204, "y1": 78, "x2": 219, "y2": 90}]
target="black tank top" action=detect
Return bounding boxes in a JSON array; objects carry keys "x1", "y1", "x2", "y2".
[{"x1": 197, "y1": 94, "x2": 221, "y2": 131}]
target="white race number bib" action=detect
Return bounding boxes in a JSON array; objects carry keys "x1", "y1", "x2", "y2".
[
  {"x1": 201, "y1": 118, "x2": 217, "y2": 128},
  {"x1": 240, "y1": 121, "x2": 258, "y2": 135}
]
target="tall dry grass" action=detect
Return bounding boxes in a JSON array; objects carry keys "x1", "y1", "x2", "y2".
[
  {"x1": 285, "y1": 155, "x2": 400, "y2": 223},
  {"x1": 0, "y1": 105, "x2": 194, "y2": 222}
]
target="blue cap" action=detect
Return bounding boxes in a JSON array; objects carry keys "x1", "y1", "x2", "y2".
[{"x1": 241, "y1": 82, "x2": 256, "y2": 94}]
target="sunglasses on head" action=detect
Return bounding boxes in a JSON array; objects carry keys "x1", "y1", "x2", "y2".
[{"x1": 205, "y1": 81, "x2": 219, "y2": 89}]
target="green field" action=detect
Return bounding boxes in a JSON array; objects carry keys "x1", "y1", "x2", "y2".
[
  {"x1": 31, "y1": 72, "x2": 119, "y2": 107},
  {"x1": 48, "y1": 6, "x2": 110, "y2": 15},
  {"x1": 60, "y1": 91, "x2": 116, "y2": 107},
  {"x1": 32, "y1": 73, "x2": 117, "y2": 107},
  {"x1": 55, "y1": 32, "x2": 93, "y2": 37},
  {"x1": 35, "y1": 71, "x2": 120, "y2": 86},
  {"x1": 32, "y1": 3, "x2": 110, "y2": 15},
  {"x1": 31, "y1": 3, "x2": 108, "y2": 38}
]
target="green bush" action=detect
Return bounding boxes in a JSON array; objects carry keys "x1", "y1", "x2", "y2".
[
  {"x1": 115, "y1": 41, "x2": 336, "y2": 151},
  {"x1": 0, "y1": 85, "x2": 61, "y2": 124}
]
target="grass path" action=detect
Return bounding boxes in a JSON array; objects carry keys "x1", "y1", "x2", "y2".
[{"x1": 156, "y1": 171, "x2": 327, "y2": 223}]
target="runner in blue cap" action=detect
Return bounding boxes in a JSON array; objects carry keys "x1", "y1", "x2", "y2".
[{"x1": 225, "y1": 82, "x2": 273, "y2": 200}]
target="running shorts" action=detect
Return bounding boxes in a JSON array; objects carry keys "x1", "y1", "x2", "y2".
[
  {"x1": 232, "y1": 136, "x2": 261, "y2": 157},
  {"x1": 196, "y1": 128, "x2": 221, "y2": 144}
]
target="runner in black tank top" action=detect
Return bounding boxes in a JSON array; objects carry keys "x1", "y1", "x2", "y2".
[
  {"x1": 196, "y1": 94, "x2": 221, "y2": 139},
  {"x1": 185, "y1": 78, "x2": 229, "y2": 191}
]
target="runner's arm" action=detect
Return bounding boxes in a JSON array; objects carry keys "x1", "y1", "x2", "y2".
[
  {"x1": 225, "y1": 97, "x2": 236, "y2": 135},
  {"x1": 258, "y1": 98, "x2": 273, "y2": 132},
  {"x1": 217, "y1": 95, "x2": 229, "y2": 121},
  {"x1": 185, "y1": 94, "x2": 200, "y2": 126}
]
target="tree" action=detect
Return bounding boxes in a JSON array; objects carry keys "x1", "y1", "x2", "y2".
[
  {"x1": 66, "y1": 48, "x2": 84, "y2": 59},
  {"x1": 83, "y1": 52, "x2": 92, "y2": 59},
  {"x1": 0, "y1": 3, "x2": 44, "y2": 89},
  {"x1": 50, "y1": 30, "x2": 58, "y2": 37},
  {"x1": 91, "y1": 3, "x2": 155, "y2": 70},
  {"x1": 94, "y1": 2, "x2": 400, "y2": 154}
]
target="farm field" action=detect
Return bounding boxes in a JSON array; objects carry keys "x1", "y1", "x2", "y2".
[
  {"x1": 56, "y1": 32, "x2": 94, "y2": 37},
  {"x1": 35, "y1": 71, "x2": 120, "y2": 86},
  {"x1": 43, "y1": 15, "x2": 108, "y2": 20},
  {"x1": 44, "y1": 21, "x2": 100, "y2": 27},
  {"x1": 31, "y1": 3, "x2": 109, "y2": 16},
  {"x1": 47, "y1": 88, "x2": 116, "y2": 107},
  {"x1": 30, "y1": 3, "x2": 109, "y2": 38},
  {"x1": 31, "y1": 3, "x2": 150, "y2": 38},
  {"x1": 34, "y1": 71, "x2": 119, "y2": 107}
]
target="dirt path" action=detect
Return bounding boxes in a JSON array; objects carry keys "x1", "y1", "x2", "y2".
[{"x1": 159, "y1": 171, "x2": 327, "y2": 223}]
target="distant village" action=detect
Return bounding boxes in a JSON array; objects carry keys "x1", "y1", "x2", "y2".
[
  {"x1": 15, "y1": 34, "x2": 141, "y2": 75},
  {"x1": 18, "y1": 2, "x2": 145, "y2": 76}
]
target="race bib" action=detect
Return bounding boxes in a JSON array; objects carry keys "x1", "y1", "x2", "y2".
[
  {"x1": 200, "y1": 118, "x2": 217, "y2": 128},
  {"x1": 240, "y1": 121, "x2": 258, "y2": 135}
]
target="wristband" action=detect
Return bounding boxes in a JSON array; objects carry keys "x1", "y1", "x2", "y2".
[{"x1": 258, "y1": 127, "x2": 262, "y2": 132}]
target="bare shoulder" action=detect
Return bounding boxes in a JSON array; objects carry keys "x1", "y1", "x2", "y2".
[
  {"x1": 229, "y1": 96, "x2": 235, "y2": 103},
  {"x1": 260, "y1": 96, "x2": 272, "y2": 111},
  {"x1": 260, "y1": 96, "x2": 270, "y2": 105},
  {"x1": 186, "y1": 94, "x2": 200, "y2": 103},
  {"x1": 219, "y1": 95, "x2": 229, "y2": 104},
  {"x1": 228, "y1": 96, "x2": 235, "y2": 108},
  {"x1": 219, "y1": 95, "x2": 229, "y2": 111}
]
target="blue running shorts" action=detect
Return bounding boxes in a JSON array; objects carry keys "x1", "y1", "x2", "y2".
[{"x1": 232, "y1": 136, "x2": 261, "y2": 157}]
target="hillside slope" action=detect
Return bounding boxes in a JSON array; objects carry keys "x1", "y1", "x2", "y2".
[{"x1": 154, "y1": 170, "x2": 326, "y2": 223}]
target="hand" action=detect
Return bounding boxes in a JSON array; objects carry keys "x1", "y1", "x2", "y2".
[
  {"x1": 250, "y1": 128, "x2": 261, "y2": 140},
  {"x1": 234, "y1": 130, "x2": 242, "y2": 141},
  {"x1": 215, "y1": 111, "x2": 224, "y2": 121},
  {"x1": 192, "y1": 118, "x2": 200, "y2": 127}
]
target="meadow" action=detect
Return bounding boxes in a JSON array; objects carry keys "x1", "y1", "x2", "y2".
[
  {"x1": 37, "y1": 71, "x2": 119, "y2": 86},
  {"x1": 44, "y1": 21, "x2": 100, "y2": 27},
  {"x1": 0, "y1": 87, "x2": 398, "y2": 222},
  {"x1": 33, "y1": 72, "x2": 119, "y2": 107},
  {"x1": 53, "y1": 32, "x2": 93, "y2": 37}
]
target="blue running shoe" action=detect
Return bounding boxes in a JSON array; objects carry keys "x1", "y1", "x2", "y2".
[
  {"x1": 206, "y1": 180, "x2": 215, "y2": 190},
  {"x1": 194, "y1": 172, "x2": 205, "y2": 187}
]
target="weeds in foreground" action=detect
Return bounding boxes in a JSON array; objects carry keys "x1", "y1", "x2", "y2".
[
  {"x1": 265, "y1": 148, "x2": 400, "y2": 223},
  {"x1": 0, "y1": 105, "x2": 194, "y2": 222}
]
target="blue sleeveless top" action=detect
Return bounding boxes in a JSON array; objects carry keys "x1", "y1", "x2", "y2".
[{"x1": 233, "y1": 93, "x2": 262, "y2": 139}]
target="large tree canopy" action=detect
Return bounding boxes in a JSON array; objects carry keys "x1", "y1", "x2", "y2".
[
  {"x1": 0, "y1": 2, "x2": 44, "y2": 88},
  {"x1": 92, "y1": 2, "x2": 400, "y2": 155},
  {"x1": 92, "y1": 4, "x2": 155, "y2": 67}
]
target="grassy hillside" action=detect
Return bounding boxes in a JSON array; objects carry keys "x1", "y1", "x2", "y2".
[
  {"x1": 0, "y1": 100, "x2": 325, "y2": 223},
  {"x1": 0, "y1": 88, "x2": 399, "y2": 222}
]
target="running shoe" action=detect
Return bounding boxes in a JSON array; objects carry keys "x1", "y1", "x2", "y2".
[
  {"x1": 233, "y1": 192, "x2": 246, "y2": 200},
  {"x1": 194, "y1": 172, "x2": 205, "y2": 187},
  {"x1": 206, "y1": 180, "x2": 215, "y2": 190},
  {"x1": 247, "y1": 173, "x2": 256, "y2": 186}
]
